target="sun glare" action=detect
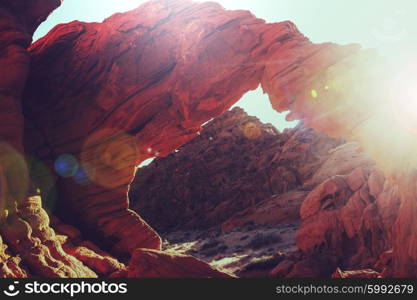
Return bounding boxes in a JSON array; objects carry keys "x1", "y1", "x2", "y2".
[{"x1": 390, "y1": 62, "x2": 417, "y2": 131}]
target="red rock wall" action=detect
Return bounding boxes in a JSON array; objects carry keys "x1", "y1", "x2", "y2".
[
  {"x1": 0, "y1": 0, "x2": 78, "y2": 278},
  {"x1": 0, "y1": 0, "x2": 231, "y2": 278},
  {"x1": 131, "y1": 107, "x2": 400, "y2": 276},
  {"x1": 0, "y1": 0, "x2": 61, "y2": 151}
]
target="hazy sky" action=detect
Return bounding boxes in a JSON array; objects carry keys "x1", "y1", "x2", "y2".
[{"x1": 34, "y1": 0, "x2": 417, "y2": 130}]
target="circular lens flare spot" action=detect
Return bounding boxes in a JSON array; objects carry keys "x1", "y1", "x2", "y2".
[
  {"x1": 54, "y1": 154, "x2": 79, "y2": 178},
  {"x1": 310, "y1": 89, "x2": 318, "y2": 98}
]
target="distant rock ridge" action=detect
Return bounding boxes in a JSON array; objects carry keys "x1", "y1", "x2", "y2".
[
  {"x1": 130, "y1": 107, "x2": 342, "y2": 232},
  {"x1": 130, "y1": 107, "x2": 399, "y2": 277}
]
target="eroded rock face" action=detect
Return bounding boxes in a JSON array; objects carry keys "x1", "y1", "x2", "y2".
[
  {"x1": 131, "y1": 107, "x2": 400, "y2": 276},
  {"x1": 0, "y1": 0, "x2": 62, "y2": 225},
  {"x1": 0, "y1": 196, "x2": 97, "y2": 278},
  {"x1": 332, "y1": 268, "x2": 381, "y2": 278},
  {"x1": 130, "y1": 107, "x2": 341, "y2": 232},
  {"x1": 0, "y1": 234, "x2": 27, "y2": 278},
  {"x1": 22, "y1": 0, "x2": 363, "y2": 260},
  {"x1": 0, "y1": 192, "x2": 229, "y2": 278},
  {"x1": 268, "y1": 145, "x2": 400, "y2": 277},
  {"x1": 221, "y1": 191, "x2": 307, "y2": 233},
  {"x1": 0, "y1": 0, "x2": 414, "y2": 277},
  {"x1": 0, "y1": 0, "x2": 261, "y2": 277},
  {"x1": 0, "y1": 0, "x2": 70, "y2": 278},
  {"x1": 50, "y1": 216, "x2": 125, "y2": 277}
]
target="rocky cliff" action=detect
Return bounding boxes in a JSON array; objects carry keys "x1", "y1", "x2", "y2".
[
  {"x1": 22, "y1": 0, "x2": 367, "y2": 261},
  {"x1": 130, "y1": 107, "x2": 342, "y2": 232},
  {"x1": 21, "y1": 0, "x2": 369, "y2": 262},
  {"x1": 131, "y1": 107, "x2": 399, "y2": 277},
  {"x1": 0, "y1": 0, "x2": 415, "y2": 277}
]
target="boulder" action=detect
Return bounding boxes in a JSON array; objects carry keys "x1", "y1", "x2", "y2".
[{"x1": 125, "y1": 248, "x2": 233, "y2": 278}]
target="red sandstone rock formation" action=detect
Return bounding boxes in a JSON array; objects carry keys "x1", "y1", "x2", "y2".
[
  {"x1": 130, "y1": 107, "x2": 340, "y2": 232},
  {"x1": 50, "y1": 216, "x2": 125, "y2": 277},
  {"x1": 0, "y1": 0, "x2": 247, "y2": 277},
  {"x1": 0, "y1": 0, "x2": 414, "y2": 277},
  {"x1": 221, "y1": 191, "x2": 307, "y2": 233},
  {"x1": 0, "y1": 0, "x2": 83, "y2": 278},
  {"x1": 267, "y1": 145, "x2": 400, "y2": 277},
  {"x1": 131, "y1": 107, "x2": 400, "y2": 276},
  {"x1": 0, "y1": 235, "x2": 27, "y2": 278},
  {"x1": 22, "y1": 0, "x2": 363, "y2": 262}
]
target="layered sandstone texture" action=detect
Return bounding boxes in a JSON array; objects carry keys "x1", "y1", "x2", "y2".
[
  {"x1": 22, "y1": 0, "x2": 371, "y2": 263},
  {"x1": 0, "y1": 0, "x2": 231, "y2": 278},
  {"x1": 0, "y1": 0, "x2": 414, "y2": 277},
  {"x1": 131, "y1": 108, "x2": 400, "y2": 277}
]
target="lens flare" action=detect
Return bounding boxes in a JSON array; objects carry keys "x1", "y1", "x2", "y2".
[
  {"x1": 243, "y1": 122, "x2": 261, "y2": 139},
  {"x1": 27, "y1": 155, "x2": 58, "y2": 211},
  {"x1": 54, "y1": 154, "x2": 79, "y2": 178}
]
